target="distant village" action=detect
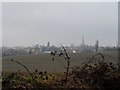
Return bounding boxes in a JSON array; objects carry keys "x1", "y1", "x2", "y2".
[{"x1": 2, "y1": 37, "x2": 118, "y2": 56}]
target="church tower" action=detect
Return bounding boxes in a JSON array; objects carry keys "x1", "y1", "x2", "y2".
[
  {"x1": 80, "y1": 36, "x2": 86, "y2": 52},
  {"x1": 82, "y1": 36, "x2": 85, "y2": 46},
  {"x1": 47, "y1": 42, "x2": 50, "y2": 47},
  {"x1": 81, "y1": 36, "x2": 85, "y2": 46},
  {"x1": 47, "y1": 42, "x2": 50, "y2": 51}
]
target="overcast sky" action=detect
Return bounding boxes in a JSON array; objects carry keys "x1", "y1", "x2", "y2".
[
  {"x1": 0, "y1": 2, "x2": 2, "y2": 47},
  {"x1": 2, "y1": 2, "x2": 118, "y2": 47}
]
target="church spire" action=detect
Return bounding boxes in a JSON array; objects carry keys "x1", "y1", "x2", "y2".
[{"x1": 82, "y1": 36, "x2": 85, "y2": 45}]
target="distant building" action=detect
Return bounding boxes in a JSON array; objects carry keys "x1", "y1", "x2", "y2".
[
  {"x1": 47, "y1": 42, "x2": 50, "y2": 51},
  {"x1": 94, "y1": 40, "x2": 99, "y2": 52},
  {"x1": 47, "y1": 42, "x2": 50, "y2": 47},
  {"x1": 80, "y1": 36, "x2": 87, "y2": 52},
  {"x1": 81, "y1": 36, "x2": 85, "y2": 46},
  {"x1": 44, "y1": 51, "x2": 51, "y2": 53},
  {"x1": 72, "y1": 50, "x2": 76, "y2": 53}
]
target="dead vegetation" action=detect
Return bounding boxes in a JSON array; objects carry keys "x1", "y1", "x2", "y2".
[
  {"x1": 2, "y1": 46, "x2": 120, "y2": 89},
  {"x1": 49, "y1": 52, "x2": 120, "y2": 89}
]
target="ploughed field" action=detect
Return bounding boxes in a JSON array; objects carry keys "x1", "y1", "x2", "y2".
[{"x1": 2, "y1": 51, "x2": 118, "y2": 72}]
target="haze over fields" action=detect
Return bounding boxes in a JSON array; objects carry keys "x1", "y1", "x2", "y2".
[{"x1": 2, "y1": 2, "x2": 118, "y2": 47}]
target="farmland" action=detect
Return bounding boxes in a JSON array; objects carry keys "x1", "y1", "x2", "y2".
[
  {"x1": 2, "y1": 51, "x2": 118, "y2": 72},
  {"x1": 2, "y1": 51, "x2": 120, "y2": 89}
]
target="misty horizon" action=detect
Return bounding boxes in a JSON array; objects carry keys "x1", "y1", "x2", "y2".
[
  {"x1": 2, "y1": 2, "x2": 118, "y2": 47},
  {"x1": 1, "y1": 40, "x2": 118, "y2": 48}
]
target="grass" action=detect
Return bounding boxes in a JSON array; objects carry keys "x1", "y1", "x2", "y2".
[
  {"x1": 2, "y1": 51, "x2": 118, "y2": 72},
  {"x1": 2, "y1": 51, "x2": 120, "y2": 89},
  {"x1": 2, "y1": 51, "x2": 119, "y2": 89}
]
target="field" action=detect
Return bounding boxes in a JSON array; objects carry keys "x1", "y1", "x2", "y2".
[
  {"x1": 2, "y1": 51, "x2": 120, "y2": 89},
  {"x1": 2, "y1": 51, "x2": 118, "y2": 72}
]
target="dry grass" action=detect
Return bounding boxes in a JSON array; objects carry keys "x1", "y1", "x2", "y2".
[{"x1": 2, "y1": 51, "x2": 120, "y2": 89}]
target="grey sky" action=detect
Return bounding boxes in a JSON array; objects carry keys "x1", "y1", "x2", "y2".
[
  {"x1": 2, "y1": 2, "x2": 118, "y2": 47},
  {"x1": 0, "y1": 2, "x2": 2, "y2": 47}
]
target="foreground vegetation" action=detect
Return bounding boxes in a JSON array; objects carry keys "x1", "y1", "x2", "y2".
[
  {"x1": 2, "y1": 59, "x2": 120, "y2": 89},
  {"x1": 2, "y1": 48, "x2": 120, "y2": 89}
]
